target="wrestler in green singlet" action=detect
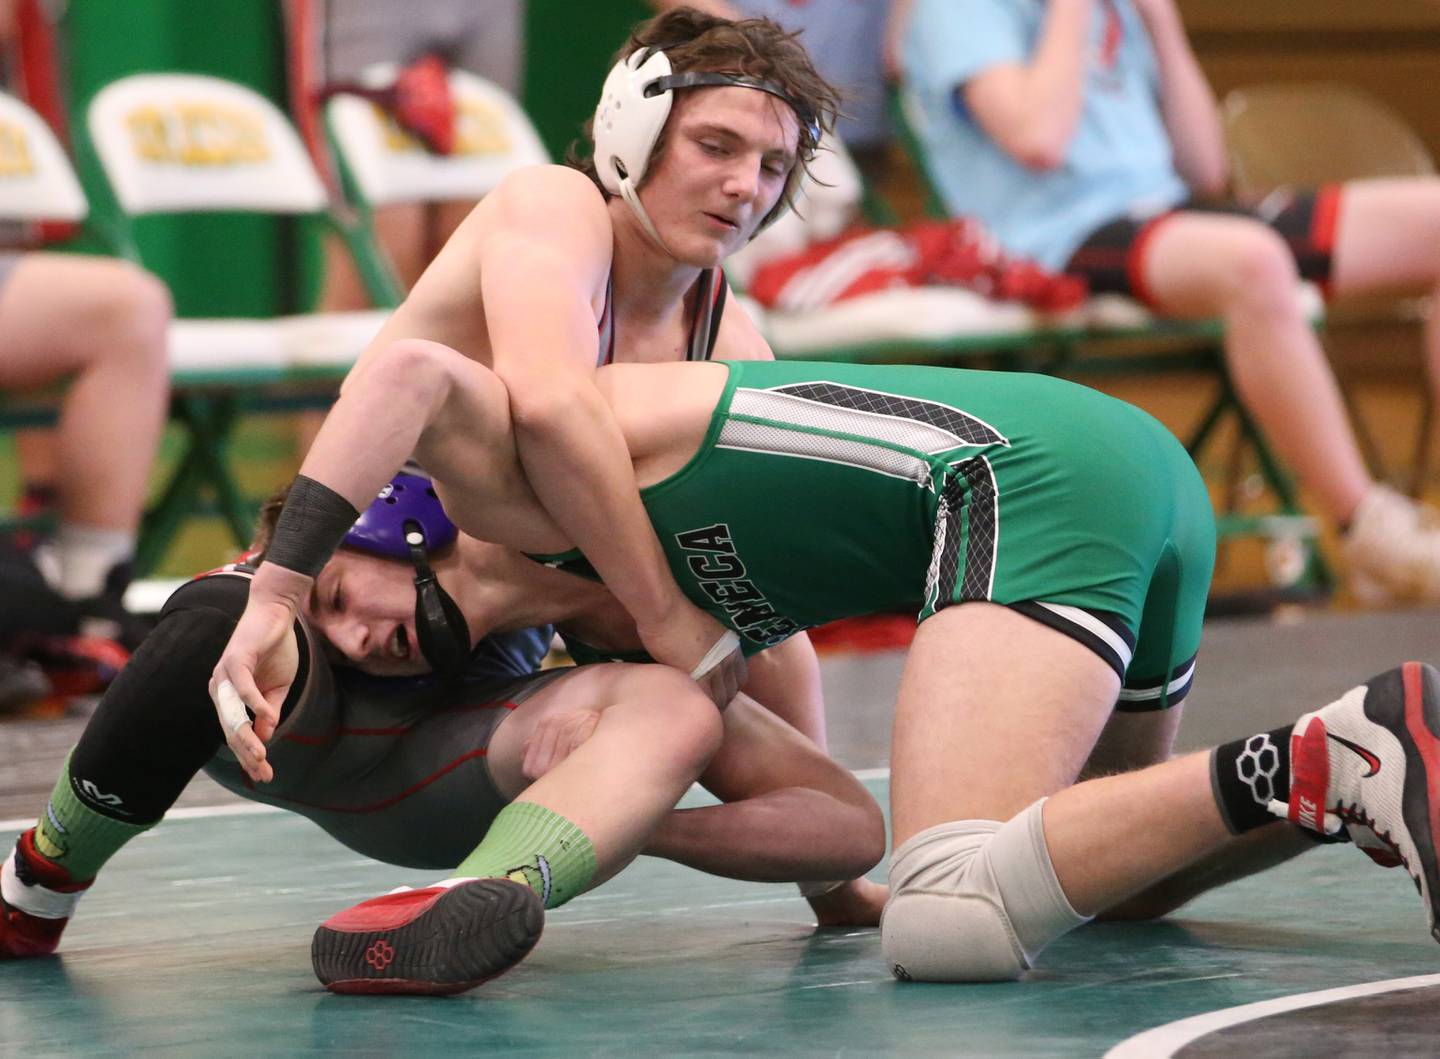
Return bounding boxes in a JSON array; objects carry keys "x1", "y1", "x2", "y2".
[{"x1": 553, "y1": 359, "x2": 1214, "y2": 710}]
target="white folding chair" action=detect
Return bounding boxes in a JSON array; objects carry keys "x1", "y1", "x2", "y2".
[
  {"x1": 86, "y1": 73, "x2": 397, "y2": 563},
  {"x1": 324, "y1": 66, "x2": 550, "y2": 213},
  {"x1": 0, "y1": 91, "x2": 88, "y2": 223}
]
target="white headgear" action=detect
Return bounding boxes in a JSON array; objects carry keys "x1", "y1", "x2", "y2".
[{"x1": 592, "y1": 45, "x2": 819, "y2": 250}]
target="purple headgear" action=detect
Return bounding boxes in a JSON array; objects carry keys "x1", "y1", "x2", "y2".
[
  {"x1": 343, "y1": 471, "x2": 458, "y2": 559},
  {"x1": 340, "y1": 469, "x2": 470, "y2": 677}
]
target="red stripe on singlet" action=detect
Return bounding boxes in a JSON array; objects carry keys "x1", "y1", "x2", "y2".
[
  {"x1": 277, "y1": 748, "x2": 492, "y2": 814},
  {"x1": 281, "y1": 699, "x2": 519, "y2": 745}
]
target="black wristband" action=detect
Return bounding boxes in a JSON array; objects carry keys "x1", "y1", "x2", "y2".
[{"x1": 265, "y1": 475, "x2": 360, "y2": 578}]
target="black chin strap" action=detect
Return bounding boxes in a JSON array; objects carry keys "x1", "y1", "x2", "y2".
[{"x1": 403, "y1": 519, "x2": 471, "y2": 677}]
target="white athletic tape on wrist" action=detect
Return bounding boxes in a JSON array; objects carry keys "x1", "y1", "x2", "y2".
[
  {"x1": 691, "y1": 630, "x2": 741, "y2": 681},
  {"x1": 2, "y1": 848, "x2": 83, "y2": 920},
  {"x1": 797, "y1": 879, "x2": 847, "y2": 899},
  {"x1": 215, "y1": 679, "x2": 252, "y2": 736}
]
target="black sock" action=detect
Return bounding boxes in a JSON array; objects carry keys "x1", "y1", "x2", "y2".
[{"x1": 1211, "y1": 725, "x2": 1293, "y2": 834}]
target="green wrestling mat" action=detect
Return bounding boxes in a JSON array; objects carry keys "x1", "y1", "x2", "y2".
[{"x1": 4, "y1": 776, "x2": 1437, "y2": 1058}]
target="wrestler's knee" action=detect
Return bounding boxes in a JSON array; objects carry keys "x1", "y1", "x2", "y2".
[
  {"x1": 881, "y1": 800, "x2": 1088, "y2": 983},
  {"x1": 607, "y1": 664, "x2": 724, "y2": 773}
]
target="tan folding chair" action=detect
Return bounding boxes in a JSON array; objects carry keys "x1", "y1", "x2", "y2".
[
  {"x1": 1223, "y1": 81, "x2": 1436, "y2": 496},
  {"x1": 1224, "y1": 82, "x2": 1434, "y2": 197}
]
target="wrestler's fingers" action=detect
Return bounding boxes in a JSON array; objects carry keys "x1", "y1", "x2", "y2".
[
  {"x1": 222, "y1": 713, "x2": 270, "y2": 783},
  {"x1": 538, "y1": 715, "x2": 571, "y2": 776},
  {"x1": 566, "y1": 711, "x2": 600, "y2": 755},
  {"x1": 232, "y1": 727, "x2": 274, "y2": 784},
  {"x1": 212, "y1": 673, "x2": 254, "y2": 734},
  {"x1": 521, "y1": 719, "x2": 557, "y2": 782},
  {"x1": 212, "y1": 675, "x2": 274, "y2": 784},
  {"x1": 211, "y1": 664, "x2": 263, "y2": 725},
  {"x1": 696, "y1": 645, "x2": 746, "y2": 711},
  {"x1": 250, "y1": 697, "x2": 281, "y2": 744}
]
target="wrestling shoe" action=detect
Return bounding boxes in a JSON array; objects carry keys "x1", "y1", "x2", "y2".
[
  {"x1": 312, "y1": 877, "x2": 543, "y2": 995},
  {"x1": 1, "y1": 829, "x2": 90, "y2": 958},
  {"x1": 1278, "y1": 662, "x2": 1440, "y2": 940}
]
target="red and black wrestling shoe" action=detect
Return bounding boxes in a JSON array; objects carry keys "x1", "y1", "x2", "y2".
[
  {"x1": 311, "y1": 877, "x2": 543, "y2": 995},
  {"x1": 1283, "y1": 662, "x2": 1440, "y2": 940},
  {"x1": 1, "y1": 829, "x2": 91, "y2": 958}
]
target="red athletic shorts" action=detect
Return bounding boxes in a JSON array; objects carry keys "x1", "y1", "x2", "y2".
[{"x1": 1063, "y1": 185, "x2": 1344, "y2": 307}]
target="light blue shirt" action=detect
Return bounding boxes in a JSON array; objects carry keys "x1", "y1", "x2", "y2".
[
  {"x1": 903, "y1": 0, "x2": 1187, "y2": 268},
  {"x1": 734, "y1": 0, "x2": 891, "y2": 149}
]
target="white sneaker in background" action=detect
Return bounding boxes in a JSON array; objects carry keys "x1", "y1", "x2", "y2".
[{"x1": 1342, "y1": 485, "x2": 1440, "y2": 604}]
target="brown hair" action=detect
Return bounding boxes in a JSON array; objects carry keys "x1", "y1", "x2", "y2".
[
  {"x1": 248, "y1": 483, "x2": 291, "y2": 561},
  {"x1": 568, "y1": 7, "x2": 841, "y2": 220}
]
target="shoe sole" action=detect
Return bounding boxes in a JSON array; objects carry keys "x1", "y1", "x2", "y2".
[
  {"x1": 312, "y1": 879, "x2": 544, "y2": 995},
  {"x1": 1364, "y1": 662, "x2": 1440, "y2": 942}
]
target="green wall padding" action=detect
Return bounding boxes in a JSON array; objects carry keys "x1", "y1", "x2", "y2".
[{"x1": 60, "y1": 0, "x2": 301, "y2": 318}]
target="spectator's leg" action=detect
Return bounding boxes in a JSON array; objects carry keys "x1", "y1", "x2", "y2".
[
  {"x1": 0, "y1": 255, "x2": 171, "y2": 599},
  {"x1": 1138, "y1": 213, "x2": 1372, "y2": 525},
  {"x1": 13, "y1": 430, "x2": 58, "y2": 514},
  {"x1": 1326, "y1": 177, "x2": 1440, "y2": 420}
]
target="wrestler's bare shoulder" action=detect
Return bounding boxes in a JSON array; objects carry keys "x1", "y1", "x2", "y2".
[{"x1": 473, "y1": 165, "x2": 613, "y2": 240}]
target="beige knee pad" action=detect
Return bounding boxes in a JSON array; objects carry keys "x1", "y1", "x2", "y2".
[{"x1": 880, "y1": 799, "x2": 1088, "y2": 982}]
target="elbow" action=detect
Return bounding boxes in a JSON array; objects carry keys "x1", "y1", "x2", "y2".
[
  {"x1": 988, "y1": 117, "x2": 1070, "y2": 171},
  {"x1": 1009, "y1": 128, "x2": 1068, "y2": 171},
  {"x1": 504, "y1": 370, "x2": 593, "y2": 435},
  {"x1": 351, "y1": 338, "x2": 458, "y2": 415},
  {"x1": 1189, "y1": 164, "x2": 1231, "y2": 201}
]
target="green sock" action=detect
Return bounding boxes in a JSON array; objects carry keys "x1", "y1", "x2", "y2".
[
  {"x1": 453, "y1": 802, "x2": 596, "y2": 910},
  {"x1": 33, "y1": 756, "x2": 156, "y2": 882}
]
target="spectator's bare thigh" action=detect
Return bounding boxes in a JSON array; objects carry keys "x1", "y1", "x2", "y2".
[
  {"x1": 1137, "y1": 212, "x2": 1298, "y2": 318},
  {"x1": 0, "y1": 255, "x2": 155, "y2": 388},
  {"x1": 1329, "y1": 177, "x2": 1440, "y2": 295}
]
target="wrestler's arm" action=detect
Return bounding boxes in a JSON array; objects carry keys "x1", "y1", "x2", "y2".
[
  {"x1": 218, "y1": 333, "x2": 571, "y2": 777},
  {"x1": 642, "y1": 692, "x2": 885, "y2": 886},
  {"x1": 740, "y1": 634, "x2": 827, "y2": 750},
  {"x1": 475, "y1": 168, "x2": 744, "y2": 704}
]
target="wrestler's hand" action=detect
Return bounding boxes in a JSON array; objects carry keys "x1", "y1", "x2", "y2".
[
  {"x1": 635, "y1": 599, "x2": 746, "y2": 710},
  {"x1": 521, "y1": 708, "x2": 601, "y2": 783},
  {"x1": 808, "y1": 877, "x2": 889, "y2": 929},
  {"x1": 209, "y1": 568, "x2": 307, "y2": 783}
]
